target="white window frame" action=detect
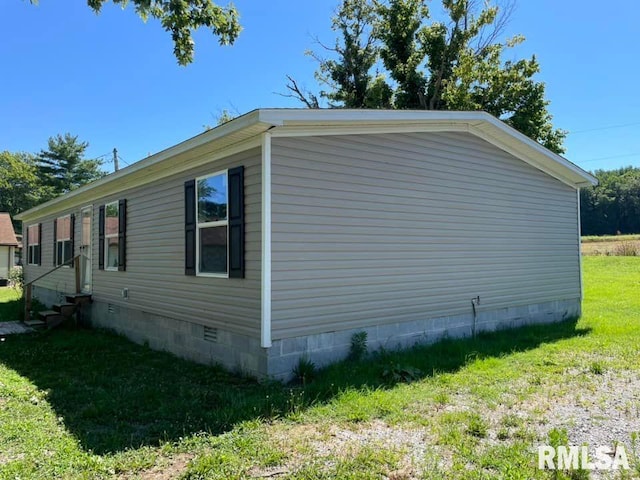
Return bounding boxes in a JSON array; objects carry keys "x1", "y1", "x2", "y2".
[
  {"x1": 55, "y1": 214, "x2": 72, "y2": 268},
  {"x1": 104, "y1": 201, "x2": 119, "y2": 272},
  {"x1": 196, "y1": 169, "x2": 229, "y2": 278},
  {"x1": 27, "y1": 224, "x2": 39, "y2": 266}
]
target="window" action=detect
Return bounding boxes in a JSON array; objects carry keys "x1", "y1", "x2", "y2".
[
  {"x1": 185, "y1": 167, "x2": 243, "y2": 278},
  {"x1": 27, "y1": 224, "x2": 40, "y2": 265},
  {"x1": 105, "y1": 202, "x2": 119, "y2": 270},
  {"x1": 98, "y1": 200, "x2": 126, "y2": 272},
  {"x1": 197, "y1": 171, "x2": 228, "y2": 275},
  {"x1": 55, "y1": 215, "x2": 73, "y2": 267}
]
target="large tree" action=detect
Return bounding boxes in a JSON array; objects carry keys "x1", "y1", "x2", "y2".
[
  {"x1": 30, "y1": 0, "x2": 241, "y2": 65},
  {"x1": 580, "y1": 167, "x2": 640, "y2": 235},
  {"x1": 286, "y1": 0, "x2": 566, "y2": 153},
  {"x1": 36, "y1": 134, "x2": 105, "y2": 194},
  {"x1": 0, "y1": 151, "x2": 50, "y2": 231}
]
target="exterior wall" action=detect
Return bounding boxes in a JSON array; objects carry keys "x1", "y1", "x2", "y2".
[
  {"x1": 267, "y1": 298, "x2": 581, "y2": 381},
  {"x1": 0, "y1": 246, "x2": 12, "y2": 280},
  {"x1": 24, "y1": 147, "x2": 263, "y2": 341},
  {"x1": 269, "y1": 132, "x2": 581, "y2": 341}
]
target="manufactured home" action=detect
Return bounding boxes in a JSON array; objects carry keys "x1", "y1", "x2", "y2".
[{"x1": 17, "y1": 110, "x2": 597, "y2": 379}]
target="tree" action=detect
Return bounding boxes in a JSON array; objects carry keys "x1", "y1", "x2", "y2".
[
  {"x1": 36, "y1": 134, "x2": 105, "y2": 194},
  {"x1": 286, "y1": 0, "x2": 566, "y2": 153},
  {"x1": 580, "y1": 167, "x2": 640, "y2": 235},
  {"x1": 30, "y1": 0, "x2": 241, "y2": 65},
  {"x1": 0, "y1": 151, "x2": 50, "y2": 230}
]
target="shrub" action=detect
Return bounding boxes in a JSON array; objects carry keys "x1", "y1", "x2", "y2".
[
  {"x1": 348, "y1": 331, "x2": 368, "y2": 361},
  {"x1": 291, "y1": 356, "x2": 316, "y2": 385},
  {"x1": 615, "y1": 241, "x2": 639, "y2": 256},
  {"x1": 8, "y1": 266, "x2": 23, "y2": 291}
]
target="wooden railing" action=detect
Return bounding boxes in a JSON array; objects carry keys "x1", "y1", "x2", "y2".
[{"x1": 24, "y1": 255, "x2": 82, "y2": 322}]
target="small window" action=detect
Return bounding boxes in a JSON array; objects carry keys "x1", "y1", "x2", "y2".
[
  {"x1": 197, "y1": 171, "x2": 228, "y2": 275},
  {"x1": 55, "y1": 215, "x2": 73, "y2": 267},
  {"x1": 105, "y1": 202, "x2": 119, "y2": 270},
  {"x1": 27, "y1": 224, "x2": 40, "y2": 266}
]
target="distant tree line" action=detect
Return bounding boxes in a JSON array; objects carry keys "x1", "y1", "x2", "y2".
[
  {"x1": 581, "y1": 167, "x2": 640, "y2": 236},
  {"x1": 0, "y1": 134, "x2": 105, "y2": 232}
]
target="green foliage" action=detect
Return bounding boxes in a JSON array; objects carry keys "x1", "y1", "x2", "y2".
[
  {"x1": 287, "y1": 0, "x2": 565, "y2": 153},
  {"x1": 466, "y1": 412, "x2": 488, "y2": 438},
  {"x1": 348, "y1": 331, "x2": 368, "y2": 361},
  {"x1": 7, "y1": 266, "x2": 23, "y2": 291},
  {"x1": 0, "y1": 151, "x2": 51, "y2": 230},
  {"x1": 29, "y1": 0, "x2": 241, "y2": 66},
  {"x1": 36, "y1": 133, "x2": 105, "y2": 194},
  {"x1": 581, "y1": 166, "x2": 640, "y2": 235},
  {"x1": 292, "y1": 356, "x2": 316, "y2": 385}
]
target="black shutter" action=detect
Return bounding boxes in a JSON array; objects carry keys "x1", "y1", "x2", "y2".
[
  {"x1": 184, "y1": 179, "x2": 196, "y2": 275},
  {"x1": 37, "y1": 223, "x2": 42, "y2": 266},
  {"x1": 228, "y1": 166, "x2": 245, "y2": 278},
  {"x1": 118, "y1": 199, "x2": 126, "y2": 271},
  {"x1": 98, "y1": 205, "x2": 105, "y2": 270},
  {"x1": 53, "y1": 218, "x2": 57, "y2": 265},
  {"x1": 70, "y1": 213, "x2": 75, "y2": 265}
]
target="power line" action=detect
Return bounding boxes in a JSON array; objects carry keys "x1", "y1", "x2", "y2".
[
  {"x1": 579, "y1": 152, "x2": 640, "y2": 164},
  {"x1": 569, "y1": 121, "x2": 640, "y2": 135}
]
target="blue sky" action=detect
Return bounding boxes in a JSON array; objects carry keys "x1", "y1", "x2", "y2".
[{"x1": 1, "y1": 0, "x2": 638, "y2": 174}]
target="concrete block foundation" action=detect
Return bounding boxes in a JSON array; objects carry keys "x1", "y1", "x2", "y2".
[{"x1": 31, "y1": 286, "x2": 580, "y2": 382}]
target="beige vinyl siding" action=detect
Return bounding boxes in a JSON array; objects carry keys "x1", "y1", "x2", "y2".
[
  {"x1": 270, "y1": 132, "x2": 580, "y2": 340},
  {"x1": 24, "y1": 218, "x2": 77, "y2": 293},
  {"x1": 25, "y1": 147, "x2": 262, "y2": 337}
]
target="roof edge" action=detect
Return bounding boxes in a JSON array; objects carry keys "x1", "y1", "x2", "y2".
[{"x1": 16, "y1": 109, "x2": 596, "y2": 221}]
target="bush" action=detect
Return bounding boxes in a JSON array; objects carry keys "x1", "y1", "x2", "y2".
[
  {"x1": 615, "y1": 241, "x2": 639, "y2": 256},
  {"x1": 8, "y1": 266, "x2": 23, "y2": 290},
  {"x1": 291, "y1": 357, "x2": 316, "y2": 385},
  {"x1": 348, "y1": 331, "x2": 368, "y2": 361}
]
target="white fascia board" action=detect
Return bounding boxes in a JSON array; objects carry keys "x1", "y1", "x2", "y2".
[{"x1": 474, "y1": 116, "x2": 597, "y2": 187}]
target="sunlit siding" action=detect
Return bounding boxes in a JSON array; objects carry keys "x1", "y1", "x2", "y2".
[
  {"x1": 270, "y1": 132, "x2": 580, "y2": 340},
  {"x1": 25, "y1": 147, "x2": 262, "y2": 337}
]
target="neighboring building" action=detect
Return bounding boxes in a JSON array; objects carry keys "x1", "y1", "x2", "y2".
[
  {"x1": 0, "y1": 213, "x2": 19, "y2": 286},
  {"x1": 16, "y1": 110, "x2": 597, "y2": 380}
]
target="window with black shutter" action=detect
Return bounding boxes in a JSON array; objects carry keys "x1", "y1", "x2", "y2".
[{"x1": 185, "y1": 167, "x2": 244, "y2": 277}]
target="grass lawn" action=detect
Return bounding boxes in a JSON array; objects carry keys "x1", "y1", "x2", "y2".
[
  {"x1": 0, "y1": 287, "x2": 22, "y2": 321},
  {"x1": 0, "y1": 257, "x2": 639, "y2": 479}
]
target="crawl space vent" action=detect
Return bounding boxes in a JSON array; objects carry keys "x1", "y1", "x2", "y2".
[
  {"x1": 203, "y1": 326, "x2": 218, "y2": 343},
  {"x1": 107, "y1": 304, "x2": 119, "y2": 315}
]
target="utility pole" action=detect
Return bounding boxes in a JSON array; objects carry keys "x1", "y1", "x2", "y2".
[{"x1": 113, "y1": 148, "x2": 119, "y2": 172}]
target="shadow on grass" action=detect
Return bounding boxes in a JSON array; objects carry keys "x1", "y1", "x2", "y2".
[
  {"x1": 0, "y1": 318, "x2": 590, "y2": 455},
  {"x1": 0, "y1": 294, "x2": 23, "y2": 321}
]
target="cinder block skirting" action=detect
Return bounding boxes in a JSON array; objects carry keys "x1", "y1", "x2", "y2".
[
  {"x1": 266, "y1": 298, "x2": 581, "y2": 381},
  {"x1": 31, "y1": 285, "x2": 580, "y2": 382}
]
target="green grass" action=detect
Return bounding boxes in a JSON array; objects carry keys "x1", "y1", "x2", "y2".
[
  {"x1": 0, "y1": 287, "x2": 22, "y2": 321},
  {"x1": 0, "y1": 257, "x2": 639, "y2": 479}
]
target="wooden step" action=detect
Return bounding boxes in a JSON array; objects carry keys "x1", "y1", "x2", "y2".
[
  {"x1": 65, "y1": 294, "x2": 92, "y2": 305},
  {"x1": 53, "y1": 303, "x2": 77, "y2": 317},
  {"x1": 37, "y1": 310, "x2": 66, "y2": 329},
  {"x1": 23, "y1": 319, "x2": 46, "y2": 328}
]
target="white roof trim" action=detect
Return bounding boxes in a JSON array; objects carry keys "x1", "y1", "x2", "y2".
[{"x1": 17, "y1": 109, "x2": 596, "y2": 221}]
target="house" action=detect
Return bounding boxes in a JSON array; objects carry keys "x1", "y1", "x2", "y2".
[
  {"x1": 0, "y1": 213, "x2": 19, "y2": 286},
  {"x1": 16, "y1": 109, "x2": 597, "y2": 380}
]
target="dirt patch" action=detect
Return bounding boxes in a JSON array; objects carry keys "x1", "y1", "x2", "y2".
[{"x1": 118, "y1": 453, "x2": 193, "y2": 480}]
